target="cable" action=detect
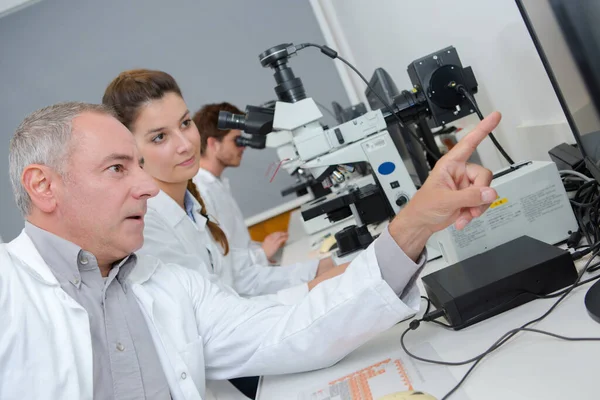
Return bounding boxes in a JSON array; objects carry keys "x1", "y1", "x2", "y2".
[
  {"x1": 443, "y1": 250, "x2": 600, "y2": 397},
  {"x1": 518, "y1": 327, "x2": 600, "y2": 341},
  {"x1": 560, "y1": 169, "x2": 593, "y2": 182},
  {"x1": 586, "y1": 260, "x2": 600, "y2": 273},
  {"x1": 297, "y1": 43, "x2": 441, "y2": 162},
  {"x1": 566, "y1": 179, "x2": 600, "y2": 247},
  {"x1": 538, "y1": 273, "x2": 600, "y2": 298},
  {"x1": 570, "y1": 241, "x2": 600, "y2": 260},
  {"x1": 421, "y1": 295, "x2": 432, "y2": 316},
  {"x1": 441, "y1": 326, "x2": 600, "y2": 400},
  {"x1": 403, "y1": 251, "x2": 600, "y2": 399},
  {"x1": 570, "y1": 196, "x2": 600, "y2": 208},
  {"x1": 455, "y1": 85, "x2": 514, "y2": 165}
]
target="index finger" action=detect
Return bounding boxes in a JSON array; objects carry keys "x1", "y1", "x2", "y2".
[{"x1": 445, "y1": 111, "x2": 502, "y2": 162}]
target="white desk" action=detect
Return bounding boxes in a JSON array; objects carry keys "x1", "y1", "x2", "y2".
[
  {"x1": 244, "y1": 194, "x2": 314, "y2": 228},
  {"x1": 263, "y1": 220, "x2": 600, "y2": 399}
]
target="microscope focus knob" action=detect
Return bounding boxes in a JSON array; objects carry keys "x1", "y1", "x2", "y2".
[{"x1": 395, "y1": 194, "x2": 409, "y2": 207}]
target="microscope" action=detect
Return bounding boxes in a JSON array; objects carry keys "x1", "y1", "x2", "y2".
[{"x1": 219, "y1": 43, "x2": 479, "y2": 262}]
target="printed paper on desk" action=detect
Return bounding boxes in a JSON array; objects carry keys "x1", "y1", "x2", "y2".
[{"x1": 298, "y1": 343, "x2": 469, "y2": 400}]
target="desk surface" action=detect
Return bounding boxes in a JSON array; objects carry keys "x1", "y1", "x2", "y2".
[
  {"x1": 262, "y1": 217, "x2": 600, "y2": 400},
  {"x1": 245, "y1": 194, "x2": 314, "y2": 228}
]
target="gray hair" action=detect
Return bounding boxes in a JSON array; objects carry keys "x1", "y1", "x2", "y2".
[{"x1": 9, "y1": 102, "x2": 115, "y2": 216}]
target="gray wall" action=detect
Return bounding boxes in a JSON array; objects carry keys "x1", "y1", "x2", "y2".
[{"x1": 0, "y1": 0, "x2": 348, "y2": 241}]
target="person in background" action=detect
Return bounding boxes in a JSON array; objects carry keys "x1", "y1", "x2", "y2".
[
  {"x1": 1, "y1": 100, "x2": 500, "y2": 400},
  {"x1": 193, "y1": 102, "x2": 287, "y2": 265}
]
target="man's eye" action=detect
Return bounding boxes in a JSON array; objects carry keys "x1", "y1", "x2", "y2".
[
  {"x1": 182, "y1": 119, "x2": 192, "y2": 128},
  {"x1": 109, "y1": 164, "x2": 124, "y2": 173}
]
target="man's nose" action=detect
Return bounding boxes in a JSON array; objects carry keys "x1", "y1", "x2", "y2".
[{"x1": 133, "y1": 167, "x2": 159, "y2": 199}]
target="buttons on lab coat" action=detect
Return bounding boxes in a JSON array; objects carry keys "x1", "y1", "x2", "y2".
[
  {"x1": 181, "y1": 372, "x2": 187, "y2": 380},
  {"x1": 116, "y1": 342, "x2": 125, "y2": 351}
]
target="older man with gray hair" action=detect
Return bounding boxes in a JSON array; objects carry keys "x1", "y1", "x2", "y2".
[{"x1": 0, "y1": 101, "x2": 499, "y2": 400}]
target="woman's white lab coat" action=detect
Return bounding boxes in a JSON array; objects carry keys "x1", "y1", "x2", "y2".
[
  {"x1": 193, "y1": 168, "x2": 269, "y2": 265},
  {"x1": 0, "y1": 230, "x2": 420, "y2": 400},
  {"x1": 138, "y1": 190, "x2": 318, "y2": 304}
]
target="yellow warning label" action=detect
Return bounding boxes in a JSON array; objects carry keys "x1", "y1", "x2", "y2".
[{"x1": 490, "y1": 197, "x2": 508, "y2": 209}]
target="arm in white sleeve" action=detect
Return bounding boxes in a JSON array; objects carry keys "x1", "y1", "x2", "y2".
[
  {"x1": 184, "y1": 234, "x2": 422, "y2": 380},
  {"x1": 228, "y1": 247, "x2": 318, "y2": 298},
  {"x1": 249, "y1": 242, "x2": 270, "y2": 265}
]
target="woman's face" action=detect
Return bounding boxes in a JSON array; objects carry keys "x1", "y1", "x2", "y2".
[{"x1": 131, "y1": 92, "x2": 200, "y2": 185}]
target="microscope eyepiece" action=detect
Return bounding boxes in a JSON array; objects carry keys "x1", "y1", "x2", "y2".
[{"x1": 217, "y1": 111, "x2": 246, "y2": 131}]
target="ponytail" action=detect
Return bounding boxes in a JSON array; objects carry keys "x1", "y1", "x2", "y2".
[{"x1": 187, "y1": 180, "x2": 230, "y2": 255}]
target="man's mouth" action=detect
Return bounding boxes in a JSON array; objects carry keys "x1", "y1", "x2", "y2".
[{"x1": 125, "y1": 212, "x2": 145, "y2": 221}]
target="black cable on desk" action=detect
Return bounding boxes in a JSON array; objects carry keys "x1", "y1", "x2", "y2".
[
  {"x1": 421, "y1": 295, "x2": 432, "y2": 316},
  {"x1": 403, "y1": 251, "x2": 600, "y2": 399},
  {"x1": 568, "y1": 180, "x2": 600, "y2": 247}
]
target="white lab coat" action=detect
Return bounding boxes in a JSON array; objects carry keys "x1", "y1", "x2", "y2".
[
  {"x1": 0, "y1": 230, "x2": 420, "y2": 400},
  {"x1": 139, "y1": 190, "x2": 318, "y2": 304},
  {"x1": 193, "y1": 168, "x2": 269, "y2": 265}
]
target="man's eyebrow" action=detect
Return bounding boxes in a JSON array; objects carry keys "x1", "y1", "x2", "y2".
[{"x1": 100, "y1": 153, "x2": 134, "y2": 166}]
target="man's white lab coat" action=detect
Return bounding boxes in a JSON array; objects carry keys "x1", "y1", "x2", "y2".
[
  {"x1": 193, "y1": 168, "x2": 269, "y2": 265},
  {"x1": 139, "y1": 190, "x2": 318, "y2": 304},
  {"x1": 0, "y1": 230, "x2": 419, "y2": 400}
]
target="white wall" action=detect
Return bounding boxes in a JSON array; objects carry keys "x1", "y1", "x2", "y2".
[{"x1": 311, "y1": 0, "x2": 585, "y2": 173}]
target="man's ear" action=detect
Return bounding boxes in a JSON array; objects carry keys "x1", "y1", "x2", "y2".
[
  {"x1": 206, "y1": 136, "x2": 220, "y2": 153},
  {"x1": 21, "y1": 164, "x2": 58, "y2": 213}
]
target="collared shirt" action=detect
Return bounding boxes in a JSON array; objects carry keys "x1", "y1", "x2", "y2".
[
  {"x1": 184, "y1": 190, "x2": 197, "y2": 223},
  {"x1": 25, "y1": 222, "x2": 171, "y2": 400}
]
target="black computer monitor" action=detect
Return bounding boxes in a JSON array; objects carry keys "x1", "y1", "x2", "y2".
[
  {"x1": 517, "y1": 0, "x2": 600, "y2": 322},
  {"x1": 516, "y1": 0, "x2": 600, "y2": 179},
  {"x1": 365, "y1": 68, "x2": 430, "y2": 185}
]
